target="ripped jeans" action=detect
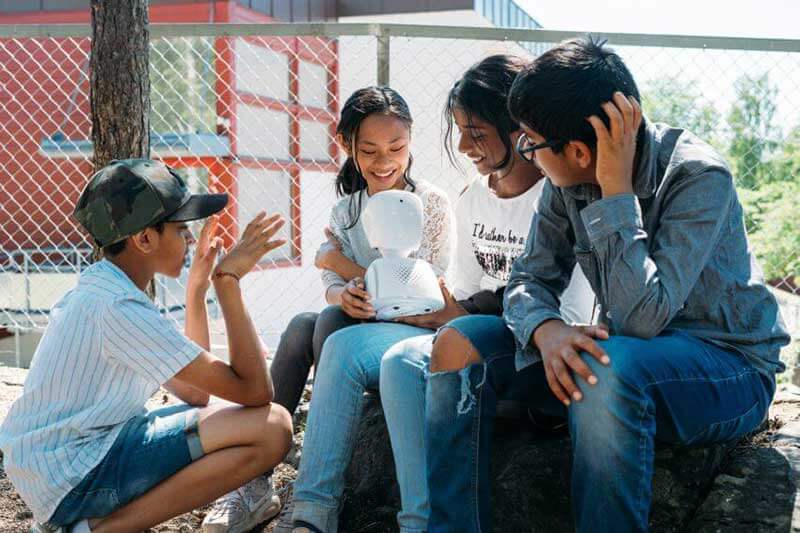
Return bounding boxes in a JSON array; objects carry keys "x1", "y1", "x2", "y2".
[{"x1": 426, "y1": 315, "x2": 775, "y2": 533}]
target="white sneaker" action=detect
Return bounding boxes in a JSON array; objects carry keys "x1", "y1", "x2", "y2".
[
  {"x1": 30, "y1": 519, "x2": 90, "y2": 533},
  {"x1": 30, "y1": 524, "x2": 61, "y2": 533},
  {"x1": 202, "y1": 474, "x2": 281, "y2": 533}
]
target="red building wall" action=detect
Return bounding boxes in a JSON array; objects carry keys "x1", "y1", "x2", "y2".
[{"x1": 0, "y1": 1, "x2": 338, "y2": 260}]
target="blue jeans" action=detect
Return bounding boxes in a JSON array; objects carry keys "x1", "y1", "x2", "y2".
[
  {"x1": 426, "y1": 315, "x2": 775, "y2": 533},
  {"x1": 381, "y1": 334, "x2": 436, "y2": 531},
  {"x1": 46, "y1": 404, "x2": 204, "y2": 528},
  {"x1": 292, "y1": 322, "x2": 431, "y2": 533}
]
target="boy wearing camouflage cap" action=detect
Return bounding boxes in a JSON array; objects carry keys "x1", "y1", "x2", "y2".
[{"x1": 0, "y1": 160, "x2": 292, "y2": 532}]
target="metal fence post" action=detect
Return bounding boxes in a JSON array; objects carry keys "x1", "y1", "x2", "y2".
[
  {"x1": 377, "y1": 25, "x2": 390, "y2": 86},
  {"x1": 14, "y1": 327, "x2": 20, "y2": 369},
  {"x1": 23, "y1": 253, "x2": 30, "y2": 313}
]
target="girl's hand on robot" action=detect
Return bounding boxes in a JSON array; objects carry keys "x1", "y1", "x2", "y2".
[{"x1": 341, "y1": 277, "x2": 376, "y2": 319}]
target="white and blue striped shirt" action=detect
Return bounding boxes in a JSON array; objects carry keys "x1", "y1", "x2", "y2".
[{"x1": 0, "y1": 260, "x2": 202, "y2": 522}]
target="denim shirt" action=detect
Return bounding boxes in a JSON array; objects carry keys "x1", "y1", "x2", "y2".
[{"x1": 503, "y1": 121, "x2": 790, "y2": 378}]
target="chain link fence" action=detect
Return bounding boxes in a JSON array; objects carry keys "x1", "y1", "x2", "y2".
[{"x1": 1, "y1": 24, "x2": 799, "y2": 370}]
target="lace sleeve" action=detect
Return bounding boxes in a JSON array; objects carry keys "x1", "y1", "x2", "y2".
[{"x1": 414, "y1": 188, "x2": 455, "y2": 275}]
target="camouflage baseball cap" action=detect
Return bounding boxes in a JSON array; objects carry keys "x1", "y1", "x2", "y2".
[{"x1": 73, "y1": 159, "x2": 228, "y2": 247}]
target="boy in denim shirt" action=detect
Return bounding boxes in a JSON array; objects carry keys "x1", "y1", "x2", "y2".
[{"x1": 424, "y1": 38, "x2": 790, "y2": 532}]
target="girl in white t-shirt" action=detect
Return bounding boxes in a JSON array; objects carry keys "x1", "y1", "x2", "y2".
[{"x1": 376, "y1": 55, "x2": 596, "y2": 531}]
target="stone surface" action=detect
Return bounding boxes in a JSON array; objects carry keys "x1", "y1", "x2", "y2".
[{"x1": 340, "y1": 395, "x2": 772, "y2": 533}]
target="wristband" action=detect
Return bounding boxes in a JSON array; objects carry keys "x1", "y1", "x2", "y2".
[{"x1": 213, "y1": 270, "x2": 240, "y2": 283}]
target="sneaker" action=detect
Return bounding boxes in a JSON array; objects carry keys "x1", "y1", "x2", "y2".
[
  {"x1": 30, "y1": 524, "x2": 61, "y2": 533},
  {"x1": 271, "y1": 485, "x2": 295, "y2": 533},
  {"x1": 272, "y1": 487, "x2": 323, "y2": 533},
  {"x1": 30, "y1": 519, "x2": 90, "y2": 533},
  {"x1": 201, "y1": 474, "x2": 281, "y2": 533}
]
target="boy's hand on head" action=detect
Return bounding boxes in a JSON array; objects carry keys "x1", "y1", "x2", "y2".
[
  {"x1": 396, "y1": 278, "x2": 467, "y2": 329},
  {"x1": 533, "y1": 320, "x2": 611, "y2": 406},
  {"x1": 341, "y1": 277, "x2": 376, "y2": 319},
  {"x1": 587, "y1": 93, "x2": 643, "y2": 198},
  {"x1": 215, "y1": 212, "x2": 286, "y2": 280},
  {"x1": 187, "y1": 216, "x2": 223, "y2": 294}
]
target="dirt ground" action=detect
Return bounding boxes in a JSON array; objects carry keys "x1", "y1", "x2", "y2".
[
  {"x1": 0, "y1": 367, "x2": 306, "y2": 533},
  {"x1": 2, "y1": 366, "x2": 800, "y2": 532}
]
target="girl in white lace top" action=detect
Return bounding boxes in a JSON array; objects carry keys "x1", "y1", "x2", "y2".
[
  {"x1": 205, "y1": 86, "x2": 454, "y2": 529},
  {"x1": 268, "y1": 86, "x2": 454, "y2": 415}
]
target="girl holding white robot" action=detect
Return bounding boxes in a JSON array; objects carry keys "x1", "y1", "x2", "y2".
[{"x1": 202, "y1": 86, "x2": 454, "y2": 532}]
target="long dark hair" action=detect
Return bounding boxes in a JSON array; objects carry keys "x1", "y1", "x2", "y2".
[
  {"x1": 444, "y1": 54, "x2": 526, "y2": 172},
  {"x1": 336, "y1": 86, "x2": 415, "y2": 229}
]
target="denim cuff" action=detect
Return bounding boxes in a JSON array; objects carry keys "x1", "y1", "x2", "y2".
[
  {"x1": 184, "y1": 409, "x2": 205, "y2": 461},
  {"x1": 292, "y1": 500, "x2": 339, "y2": 533},
  {"x1": 580, "y1": 193, "x2": 642, "y2": 243}
]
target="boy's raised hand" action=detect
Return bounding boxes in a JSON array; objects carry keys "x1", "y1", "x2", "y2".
[
  {"x1": 187, "y1": 216, "x2": 223, "y2": 293},
  {"x1": 215, "y1": 212, "x2": 286, "y2": 279},
  {"x1": 587, "y1": 92, "x2": 643, "y2": 198}
]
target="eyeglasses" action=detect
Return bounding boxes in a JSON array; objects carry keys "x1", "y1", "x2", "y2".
[{"x1": 515, "y1": 134, "x2": 566, "y2": 162}]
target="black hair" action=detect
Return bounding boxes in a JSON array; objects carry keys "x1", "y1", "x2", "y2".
[
  {"x1": 335, "y1": 86, "x2": 415, "y2": 229},
  {"x1": 444, "y1": 54, "x2": 526, "y2": 171},
  {"x1": 508, "y1": 36, "x2": 640, "y2": 151},
  {"x1": 102, "y1": 221, "x2": 165, "y2": 257}
]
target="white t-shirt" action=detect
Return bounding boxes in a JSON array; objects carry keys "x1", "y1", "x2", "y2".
[
  {"x1": 0, "y1": 260, "x2": 202, "y2": 522},
  {"x1": 450, "y1": 176, "x2": 596, "y2": 325}
]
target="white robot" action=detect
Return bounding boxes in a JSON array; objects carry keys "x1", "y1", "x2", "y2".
[{"x1": 362, "y1": 189, "x2": 445, "y2": 320}]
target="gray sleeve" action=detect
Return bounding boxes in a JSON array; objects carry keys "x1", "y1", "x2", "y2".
[
  {"x1": 579, "y1": 169, "x2": 733, "y2": 338},
  {"x1": 320, "y1": 204, "x2": 351, "y2": 290},
  {"x1": 503, "y1": 180, "x2": 577, "y2": 351}
]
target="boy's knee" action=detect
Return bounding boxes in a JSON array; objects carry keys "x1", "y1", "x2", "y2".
[
  {"x1": 430, "y1": 327, "x2": 481, "y2": 373},
  {"x1": 581, "y1": 337, "x2": 650, "y2": 393},
  {"x1": 266, "y1": 403, "x2": 293, "y2": 445},
  {"x1": 256, "y1": 403, "x2": 293, "y2": 466}
]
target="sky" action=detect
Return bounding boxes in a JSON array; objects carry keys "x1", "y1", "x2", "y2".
[
  {"x1": 515, "y1": 0, "x2": 800, "y2": 132},
  {"x1": 518, "y1": 0, "x2": 800, "y2": 39}
]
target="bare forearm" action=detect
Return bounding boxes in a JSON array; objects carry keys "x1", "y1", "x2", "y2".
[
  {"x1": 185, "y1": 286, "x2": 211, "y2": 351},
  {"x1": 177, "y1": 287, "x2": 212, "y2": 405},
  {"x1": 213, "y1": 278, "x2": 272, "y2": 400},
  {"x1": 326, "y1": 253, "x2": 365, "y2": 282},
  {"x1": 164, "y1": 378, "x2": 209, "y2": 406}
]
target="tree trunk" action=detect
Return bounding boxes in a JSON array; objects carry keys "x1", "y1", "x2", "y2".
[
  {"x1": 90, "y1": 0, "x2": 153, "y2": 297},
  {"x1": 90, "y1": 0, "x2": 150, "y2": 168}
]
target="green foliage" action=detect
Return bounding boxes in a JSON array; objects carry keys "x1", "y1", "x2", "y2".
[
  {"x1": 740, "y1": 179, "x2": 800, "y2": 287},
  {"x1": 727, "y1": 74, "x2": 780, "y2": 189},
  {"x1": 645, "y1": 72, "x2": 799, "y2": 286},
  {"x1": 641, "y1": 77, "x2": 719, "y2": 143}
]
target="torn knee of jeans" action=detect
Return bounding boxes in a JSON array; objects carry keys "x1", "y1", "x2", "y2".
[
  {"x1": 456, "y1": 362, "x2": 487, "y2": 415},
  {"x1": 431, "y1": 325, "x2": 479, "y2": 373}
]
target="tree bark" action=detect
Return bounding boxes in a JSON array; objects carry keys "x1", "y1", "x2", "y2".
[
  {"x1": 90, "y1": 0, "x2": 151, "y2": 169},
  {"x1": 90, "y1": 0, "x2": 153, "y2": 298}
]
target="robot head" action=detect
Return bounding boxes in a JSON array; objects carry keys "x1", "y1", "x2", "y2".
[{"x1": 362, "y1": 190, "x2": 423, "y2": 257}]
